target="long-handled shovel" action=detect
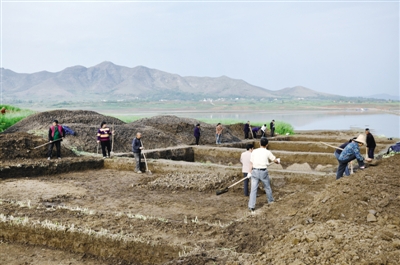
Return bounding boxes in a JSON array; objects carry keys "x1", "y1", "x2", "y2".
[
  {"x1": 320, "y1": 142, "x2": 353, "y2": 174},
  {"x1": 140, "y1": 140, "x2": 152, "y2": 174},
  {"x1": 216, "y1": 176, "x2": 249, "y2": 196},
  {"x1": 33, "y1": 138, "x2": 62, "y2": 149}
]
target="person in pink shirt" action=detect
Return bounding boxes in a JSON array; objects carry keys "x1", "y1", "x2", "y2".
[
  {"x1": 240, "y1": 144, "x2": 254, "y2": 196},
  {"x1": 215, "y1": 123, "x2": 223, "y2": 144}
]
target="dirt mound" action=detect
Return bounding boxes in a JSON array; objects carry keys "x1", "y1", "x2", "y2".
[
  {"x1": 4, "y1": 110, "x2": 125, "y2": 133},
  {"x1": 4, "y1": 112, "x2": 242, "y2": 153},
  {"x1": 0, "y1": 132, "x2": 76, "y2": 161},
  {"x1": 216, "y1": 154, "x2": 400, "y2": 264},
  {"x1": 122, "y1": 115, "x2": 242, "y2": 150}
]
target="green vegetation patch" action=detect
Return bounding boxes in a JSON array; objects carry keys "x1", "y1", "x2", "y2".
[
  {"x1": 0, "y1": 105, "x2": 36, "y2": 132},
  {"x1": 275, "y1": 121, "x2": 295, "y2": 135}
]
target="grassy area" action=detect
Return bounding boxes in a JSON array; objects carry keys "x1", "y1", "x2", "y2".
[
  {"x1": 275, "y1": 121, "x2": 295, "y2": 135},
  {"x1": 0, "y1": 105, "x2": 36, "y2": 132}
]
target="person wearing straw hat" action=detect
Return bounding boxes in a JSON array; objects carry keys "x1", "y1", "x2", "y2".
[
  {"x1": 336, "y1": 134, "x2": 366, "y2": 180},
  {"x1": 334, "y1": 137, "x2": 357, "y2": 177}
]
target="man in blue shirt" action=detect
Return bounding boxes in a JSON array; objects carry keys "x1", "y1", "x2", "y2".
[{"x1": 336, "y1": 134, "x2": 366, "y2": 180}]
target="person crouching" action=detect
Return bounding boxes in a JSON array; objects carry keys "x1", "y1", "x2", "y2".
[{"x1": 336, "y1": 134, "x2": 366, "y2": 180}]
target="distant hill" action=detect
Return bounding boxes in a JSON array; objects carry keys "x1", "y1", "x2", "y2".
[
  {"x1": 2, "y1": 61, "x2": 342, "y2": 102},
  {"x1": 272, "y1": 86, "x2": 337, "y2": 99}
]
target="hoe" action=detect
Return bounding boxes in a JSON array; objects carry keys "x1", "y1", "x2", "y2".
[
  {"x1": 33, "y1": 138, "x2": 62, "y2": 149},
  {"x1": 216, "y1": 176, "x2": 249, "y2": 196}
]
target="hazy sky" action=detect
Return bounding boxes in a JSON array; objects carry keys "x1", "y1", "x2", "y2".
[{"x1": 1, "y1": 0, "x2": 399, "y2": 97}]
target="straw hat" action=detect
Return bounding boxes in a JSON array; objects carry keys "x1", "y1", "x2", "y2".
[{"x1": 354, "y1": 134, "x2": 366, "y2": 145}]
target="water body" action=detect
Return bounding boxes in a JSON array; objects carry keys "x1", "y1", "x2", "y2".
[{"x1": 169, "y1": 112, "x2": 400, "y2": 138}]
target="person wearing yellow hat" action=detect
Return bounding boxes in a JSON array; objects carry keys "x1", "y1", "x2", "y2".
[{"x1": 336, "y1": 134, "x2": 366, "y2": 180}]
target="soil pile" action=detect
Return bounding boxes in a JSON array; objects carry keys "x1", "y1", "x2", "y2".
[
  {"x1": 210, "y1": 154, "x2": 400, "y2": 264},
  {"x1": 121, "y1": 115, "x2": 242, "y2": 151},
  {"x1": 4, "y1": 112, "x2": 242, "y2": 153},
  {"x1": 0, "y1": 132, "x2": 76, "y2": 161}
]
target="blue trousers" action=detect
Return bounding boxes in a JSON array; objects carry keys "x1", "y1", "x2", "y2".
[
  {"x1": 248, "y1": 169, "x2": 274, "y2": 208},
  {"x1": 334, "y1": 152, "x2": 349, "y2": 177},
  {"x1": 336, "y1": 155, "x2": 364, "y2": 180}
]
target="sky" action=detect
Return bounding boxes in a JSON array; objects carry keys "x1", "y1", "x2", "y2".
[{"x1": 1, "y1": 0, "x2": 399, "y2": 97}]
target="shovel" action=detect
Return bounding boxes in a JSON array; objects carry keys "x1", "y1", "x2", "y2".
[
  {"x1": 216, "y1": 176, "x2": 249, "y2": 195},
  {"x1": 33, "y1": 138, "x2": 62, "y2": 149},
  {"x1": 140, "y1": 140, "x2": 152, "y2": 174}
]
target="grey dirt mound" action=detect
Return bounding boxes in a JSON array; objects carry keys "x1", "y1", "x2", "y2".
[{"x1": 4, "y1": 111, "x2": 242, "y2": 153}]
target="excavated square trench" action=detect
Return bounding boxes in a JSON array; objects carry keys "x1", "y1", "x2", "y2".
[{"x1": 0, "y1": 136, "x2": 394, "y2": 264}]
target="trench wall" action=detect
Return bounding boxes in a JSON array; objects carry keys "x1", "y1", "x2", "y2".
[
  {"x1": 0, "y1": 158, "x2": 103, "y2": 179},
  {"x1": 0, "y1": 222, "x2": 179, "y2": 265}
]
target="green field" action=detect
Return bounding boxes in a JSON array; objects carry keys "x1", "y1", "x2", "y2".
[{"x1": 0, "y1": 105, "x2": 36, "y2": 132}]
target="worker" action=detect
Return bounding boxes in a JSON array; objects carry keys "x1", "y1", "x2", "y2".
[
  {"x1": 334, "y1": 137, "x2": 356, "y2": 177},
  {"x1": 270, "y1": 120, "x2": 275, "y2": 137},
  {"x1": 216, "y1": 123, "x2": 223, "y2": 144},
  {"x1": 243, "y1": 121, "x2": 250, "y2": 139},
  {"x1": 132, "y1": 132, "x2": 144, "y2": 173},
  {"x1": 194, "y1": 124, "x2": 201, "y2": 146},
  {"x1": 97, "y1": 121, "x2": 113, "y2": 158},
  {"x1": 248, "y1": 137, "x2": 280, "y2": 211},
  {"x1": 365, "y1": 128, "x2": 376, "y2": 161},
  {"x1": 47, "y1": 119, "x2": 65, "y2": 160},
  {"x1": 336, "y1": 134, "x2": 366, "y2": 180},
  {"x1": 240, "y1": 144, "x2": 254, "y2": 196}
]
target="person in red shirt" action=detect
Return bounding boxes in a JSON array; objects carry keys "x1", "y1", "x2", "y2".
[{"x1": 47, "y1": 120, "x2": 65, "y2": 160}]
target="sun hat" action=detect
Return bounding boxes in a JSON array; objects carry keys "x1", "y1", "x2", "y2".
[{"x1": 354, "y1": 134, "x2": 366, "y2": 145}]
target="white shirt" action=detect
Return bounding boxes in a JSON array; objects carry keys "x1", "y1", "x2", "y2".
[
  {"x1": 261, "y1": 125, "x2": 266, "y2": 132},
  {"x1": 250, "y1": 147, "x2": 276, "y2": 169},
  {"x1": 240, "y1": 150, "x2": 252, "y2": 173}
]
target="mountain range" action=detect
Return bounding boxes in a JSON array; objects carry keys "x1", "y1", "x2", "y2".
[{"x1": 0, "y1": 61, "x2": 358, "y2": 102}]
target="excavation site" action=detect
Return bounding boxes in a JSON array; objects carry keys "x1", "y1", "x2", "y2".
[{"x1": 1, "y1": 110, "x2": 399, "y2": 265}]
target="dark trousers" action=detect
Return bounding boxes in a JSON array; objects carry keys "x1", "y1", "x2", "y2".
[
  {"x1": 253, "y1": 131, "x2": 257, "y2": 139},
  {"x1": 368, "y1": 147, "x2": 375, "y2": 159},
  {"x1": 195, "y1": 136, "x2": 200, "y2": 145},
  {"x1": 243, "y1": 173, "x2": 249, "y2": 196},
  {"x1": 336, "y1": 155, "x2": 364, "y2": 180},
  {"x1": 244, "y1": 131, "x2": 249, "y2": 139},
  {"x1": 47, "y1": 140, "x2": 61, "y2": 158},
  {"x1": 271, "y1": 128, "x2": 275, "y2": 137},
  {"x1": 101, "y1": 140, "x2": 111, "y2": 157},
  {"x1": 133, "y1": 152, "x2": 141, "y2": 172}
]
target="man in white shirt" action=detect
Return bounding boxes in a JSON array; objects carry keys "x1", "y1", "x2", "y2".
[
  {"x1": 248, "y1": 137, "x2": 280, "y2": 211},
  {"x1": 240, "y1": 144, "x2": 254, "y2": 196}
]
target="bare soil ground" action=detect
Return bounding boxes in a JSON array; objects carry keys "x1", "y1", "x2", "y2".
[{"x1": 1, "y1": 110, "x2": 399, "y2": 265}]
